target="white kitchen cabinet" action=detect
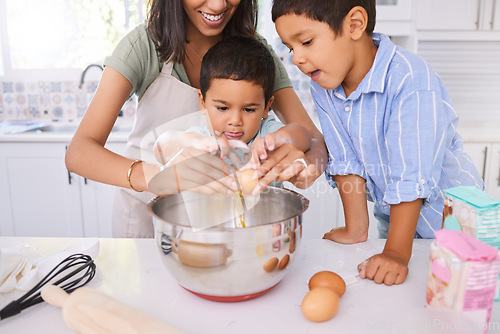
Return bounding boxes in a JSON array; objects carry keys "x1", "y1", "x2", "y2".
[
  {"x1": 463, "y1": 142, "x2": 491, "y2": 182},
  {"x1": 492, "y1": 0, "x2": 500, "y2": 30},
  {"x1": 284, "y1": 177, "x2": 344, "y2": 240},
  {"x1": 486, "y1": 143, "x2": 500, "y2": 198},
  {"x1": 463, "y1": 141, "x2": 500, "y2": 199},
  {"x1": 285, "y1": 176, "x2": 379, "y2": 240},
  {"x1": 377, "y1": 0, "x2": 413, "y2": 21},
  {"x1": 0, "y1": 142, "x2": 83, "y2": 237},
  {"x1": 416, "y1": 0, "x2": 500, "y2": 33},
  {"x1": 0, "y1": 140, "x2": 125, "y2": 237}
]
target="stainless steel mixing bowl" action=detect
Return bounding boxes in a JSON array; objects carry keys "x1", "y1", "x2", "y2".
[{"x1": 148, "y1": 187, "x2": 309, "y2": 302}]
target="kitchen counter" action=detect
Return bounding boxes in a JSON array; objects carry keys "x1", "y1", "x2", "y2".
[
  {"x1": 0, "y1": 120, "x2": 131, "y2": 143},
  {"x1": 0, "y1": 130, "x2": 129, "y2": 143},
  {"x1": 1, "y1": 237, "x2": 499, "y2": 334}
]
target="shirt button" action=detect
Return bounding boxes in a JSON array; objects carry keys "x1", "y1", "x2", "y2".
[
  {"x1": 381, "y1": 201, "x2": 388, "y2": 206},
  {"x1": 344, "y1": 106, "x2": 350, "y2": 112},
  {"x1": 420, "y1": 178, "x2": 426, "y2": 185}
]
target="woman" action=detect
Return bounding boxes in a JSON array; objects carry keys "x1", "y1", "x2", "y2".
[{"x1": 65, "y1": 0, "x2": 327, "y2": 238}]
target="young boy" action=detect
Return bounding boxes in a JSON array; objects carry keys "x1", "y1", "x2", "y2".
[
  {"x1": 272, "y1": 0, "x2": 484, "y2": 285},
  {"x1": 153, "y1": 36, "x2": 312, "y2": 188}
]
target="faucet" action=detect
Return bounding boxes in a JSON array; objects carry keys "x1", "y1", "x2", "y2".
[{"x1": 79, "y1": 64, "x2": 104, "y2": 89}]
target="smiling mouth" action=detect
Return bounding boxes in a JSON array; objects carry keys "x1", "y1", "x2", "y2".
[{"x1": 200, "y1": 11, "x2": 226, "y2": 22}]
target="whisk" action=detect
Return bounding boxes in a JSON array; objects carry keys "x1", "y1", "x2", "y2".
[{"x1": 0, "y1": 253, "x2": 96, "y2": 320}]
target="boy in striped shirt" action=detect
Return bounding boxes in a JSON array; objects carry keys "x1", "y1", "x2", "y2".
[{"x1": 272, "y1": 0, "x2": 483, "y2": 285}]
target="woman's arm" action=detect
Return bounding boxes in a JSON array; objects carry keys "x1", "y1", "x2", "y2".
[
  {"x1": 65, "y1": 67, "x2": 152, "y2": 191},
  {"x1": 66, "y1": 68, "x2": 236, "y2": 195},
  {"x1": 262, "y1": 87, "x2": 328, "y2": 188}
]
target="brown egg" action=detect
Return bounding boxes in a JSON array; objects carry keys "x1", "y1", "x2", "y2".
[
  {"x1": 237, "y1": 169, "x2": 258, "y2": 195},
  {"x1": 279, "y1": 254, "x2": 290, "y2": 270},
  {"x1": 263, "y1": 257, "x2": 279, "y2": 272},
  {"x1": 308, "y1": 271, "x2": 346, "y2": 297},
  {"x1": 301, "y1": 287, "x2": 340, "y2": 322}
]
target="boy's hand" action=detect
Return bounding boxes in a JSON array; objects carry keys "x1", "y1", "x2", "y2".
[
  {"x1": 357, "y1": 250, "x2": 409, "y2": 286},
  {"x1": 323, "y1": 226, "x2": 368, "y2": 244},
  {"x1": 357, "y1": 199, "x2": 422, "y2": 286},
  {"x1": 251, "y1": 132, "x2": 289, "y2": 162}
]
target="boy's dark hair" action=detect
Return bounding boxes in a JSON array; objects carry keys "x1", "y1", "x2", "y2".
[
  {"x1": 200, "y1": 36, "x2": 276, "y2": 103},
  {"x1": 147, "y1": 0, "x2": 258, "y2": 63},
  {"x1": 271, "y1": 0, "x2": 375, "y2": 36}
]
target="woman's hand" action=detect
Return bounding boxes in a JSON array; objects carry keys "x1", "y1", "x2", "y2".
[
  {"x1": 251, "y1": 140, "x2": 310, "y2": 194},
  {"x1": 147, "y1": 147, "x2": 238, "y2": 195}
]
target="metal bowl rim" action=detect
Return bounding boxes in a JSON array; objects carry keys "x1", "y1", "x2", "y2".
[{"x1": 147, "y1": 186, "x2": 309, "y2": 231}]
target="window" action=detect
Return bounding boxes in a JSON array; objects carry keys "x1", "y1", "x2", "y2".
[{"x1": 0, "y1": 0, "x2": 146, "y2": 80}]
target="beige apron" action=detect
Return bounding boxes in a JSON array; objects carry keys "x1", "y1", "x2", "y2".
[{"x1": 112, "y1": 61, "x2": 205, "y2": 237}]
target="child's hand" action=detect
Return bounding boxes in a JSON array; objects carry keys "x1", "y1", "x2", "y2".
[
  {"x1": 250, "y1": 132, "x2": 289, "y2": 162},
  {"x1": 357, "y1": 250, "x2": 409, "y2": 286},
  {"x1": 323, "y1": 227, "x2": 368, "y2": 244}
]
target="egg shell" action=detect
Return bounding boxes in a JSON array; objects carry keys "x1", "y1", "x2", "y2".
[
  {"x1": 301, "y1": 287, "x2": 340, "y2": 322},
  {"x1": 308, "y1": 271, "x2": 346, "y2": 297},
  {"x1": 263, "y1": 257, "x2": 279, "y2": 272},
  {"x1": 237, "y1": 169, "x2": 258, "y2": 195}
]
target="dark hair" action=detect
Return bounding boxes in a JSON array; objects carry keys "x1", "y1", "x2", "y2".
[
  {"x1": 147, "y1": 0, "x2": 258, "y2": 63},
  {"x1": 271, "y1": 0, "x2": 376, "y2": 36},
  {"x1": 200, "y1": 36, "x2": 276, "y2": 104}
]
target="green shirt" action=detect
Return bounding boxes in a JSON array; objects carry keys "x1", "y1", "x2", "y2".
[{"x1": 104, "y1": 23, "x2": 292, "y2": 101}]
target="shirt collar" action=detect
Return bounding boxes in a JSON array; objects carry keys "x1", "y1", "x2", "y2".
[{"x1": 334, "y1": 33, "x2": 397, "y2": 101}]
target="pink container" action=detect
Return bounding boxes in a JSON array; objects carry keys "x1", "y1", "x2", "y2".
[{"x1": 426, "y1": 229, "x2": 500, "y2": 332}]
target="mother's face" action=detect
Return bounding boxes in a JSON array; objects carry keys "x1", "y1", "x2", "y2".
[{"x1": 183, "y1": 0, "x2": 241, "y2": 37}]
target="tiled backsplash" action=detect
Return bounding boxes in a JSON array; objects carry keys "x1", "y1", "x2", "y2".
[
  {"x1": 0, "y1": 80, "x2": 137, "y2": 122},
  {"x1": 0, "y1": 36, "x2": 315, "y2": 124}
]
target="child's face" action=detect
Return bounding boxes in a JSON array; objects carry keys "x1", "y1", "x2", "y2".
[
  {"x1": 199, "y1": 79, "x2": 273, "y2": 143},
  {"x1": 275, "y1": 14, "x2": 355, "y2": 90}
]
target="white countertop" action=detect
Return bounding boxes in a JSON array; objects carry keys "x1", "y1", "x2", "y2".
[
  {"x1": 1, "y1": 237, "x2": 499, "y2": 334},
  {"x1": 0, "y1": 131, "x2": 128, "y2": 143}
]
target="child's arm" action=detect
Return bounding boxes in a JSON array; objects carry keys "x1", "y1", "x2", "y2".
[
  {"x1": 323, "y1": 174, "x2": 369, "y2": 244},
  {"x1": 358, "y1": 199, "x2": 422, "y2": 286}
]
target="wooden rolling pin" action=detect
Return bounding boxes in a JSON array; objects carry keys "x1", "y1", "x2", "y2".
[{"x1": 41, "y1": 285, "x2": 185, "y2": 334}]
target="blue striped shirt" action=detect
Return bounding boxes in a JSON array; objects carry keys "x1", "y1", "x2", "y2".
[{"x1": 311, "y1": 33, "x2": 484, "y2": 238}]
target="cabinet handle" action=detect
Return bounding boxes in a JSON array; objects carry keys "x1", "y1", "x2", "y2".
[
  {"x1": 497, "y1": 150, "x2": 500, "y2": 186},
  {"x1": 67, "y1": 170, "x2": 72, "y2": 185},
  {"x1": 476, "y1": 0, "x2": 483, "y2": 29},
  {"x1": 492, "y1": 0, "x2": 497, "y2": 29},
  {"x1": 482, "y1": 145, "x2": 488, "y2": 181},
  {"x1": 84, "y1": 178, "x2": 88, "y2": 185}
]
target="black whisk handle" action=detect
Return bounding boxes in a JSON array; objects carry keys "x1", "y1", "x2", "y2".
[{"x1": 0, "y1": 300, "x2": 21, "y2": 320}]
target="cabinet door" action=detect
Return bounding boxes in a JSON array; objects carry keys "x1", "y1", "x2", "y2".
[
  {"x1": 0, "y1": 142, "x2": 83, "y2": 237},
  {"x1": 377, "y1": 0, "x2": 413, "y2": 21},
  {"x1": 489, "y1": 0, "x2": 500, "y2": 30},
  {"x1": 416, "y1": 0, "x2": 481, "y2": 30},
  {"x1": 284, "y1": 177, "x2": 343, "y2": 239},
  {"x1": 79, "y1": 142, "x2": 126, "y2": 237},
  {"x1": 463, "y1": 142, "x2": 491, "y2": 183},
  {"x1": 486, "y1": 143, "x2": 500, "y2": 198}
]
